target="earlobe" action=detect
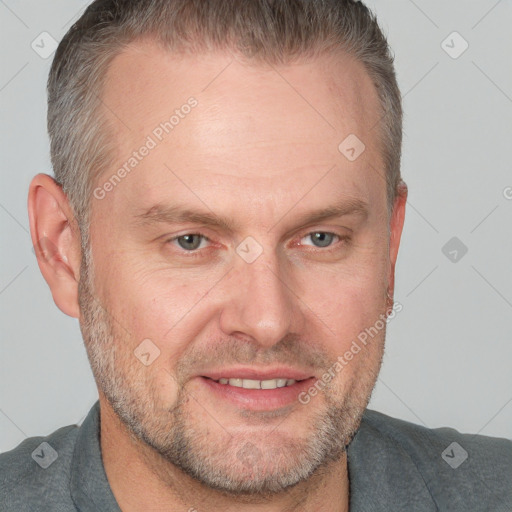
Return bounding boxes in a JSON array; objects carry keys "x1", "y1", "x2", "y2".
[{"x1": 28, "y1": 174, "x2": 82, "y2": 318}]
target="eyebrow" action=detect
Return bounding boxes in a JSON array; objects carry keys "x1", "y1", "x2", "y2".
[
  {"x1": 134, "y1": 198, "x2": 368, "y2": 233},
  {"x1": 134, "y1": 204, "x2": 237, "y2": 231},
  {"x1": 269, "y1": 198, "x2": 368, "y2": 232}
]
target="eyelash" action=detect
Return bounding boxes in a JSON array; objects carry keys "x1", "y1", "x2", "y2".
[{"x1": 165, "y1": 231, "x2": 349, "y2": 258}]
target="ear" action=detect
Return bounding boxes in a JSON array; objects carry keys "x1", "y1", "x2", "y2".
[
  {"x1": 28, "y1": 174, "x2": 82, "y2": 318},
  {"x1": 387, "y1": 180, "x2": 407, "y2": 302}
]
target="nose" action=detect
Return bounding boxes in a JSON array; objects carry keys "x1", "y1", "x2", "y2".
[{"x1": 218, "y1": 252, "x2": 304, "y2": 348}]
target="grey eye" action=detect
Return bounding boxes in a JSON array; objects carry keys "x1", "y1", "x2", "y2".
[
  {"x1": 308, "y1": 232, "x2": 336, "y2": 248},
  {"x1": 176, "y1": 234, "x2": 204, "y2": 250}
]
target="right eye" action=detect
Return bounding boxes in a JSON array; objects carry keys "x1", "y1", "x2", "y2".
[{"x1": 167, "y1": 233, "x2": 211, "y2": 253}]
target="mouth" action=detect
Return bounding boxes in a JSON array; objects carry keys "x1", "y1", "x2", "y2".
[
  {"x1": 209, "y1": 377, "x2": 300, "y2": 389},
  {"x1": 196, "y1": 369, "x2": 315, "y2": 411}
]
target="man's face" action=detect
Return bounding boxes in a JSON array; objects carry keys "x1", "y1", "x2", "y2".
[{"x1": 80, "y1": 41, "x2": 401, "y2": 495}]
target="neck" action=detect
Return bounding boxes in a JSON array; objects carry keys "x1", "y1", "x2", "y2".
[{"x1": 100, "y1": 399, "x2": 350, "y2": 512}]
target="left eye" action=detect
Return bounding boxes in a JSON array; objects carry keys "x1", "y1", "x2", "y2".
[
  {"x1": 172, "y1": 234, "x2": 209, "y2": 251},
  {"x1": 301, "y1": 232, "x2": 339, "y2": 248}
]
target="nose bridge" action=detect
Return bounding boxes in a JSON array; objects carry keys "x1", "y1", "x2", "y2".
[{"x1": 219, "y1": 248, "x2": 301, "y2": 347}]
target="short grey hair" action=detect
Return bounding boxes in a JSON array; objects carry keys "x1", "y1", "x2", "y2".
[{"x1": 48, "y1": 0, "x2": 402, "y2": 242}]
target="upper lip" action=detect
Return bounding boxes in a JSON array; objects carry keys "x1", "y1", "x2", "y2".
[{"x1": 200, "y1": 367, "x2": 314, "y2": 381}]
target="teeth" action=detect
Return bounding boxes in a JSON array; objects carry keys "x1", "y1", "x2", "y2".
[
  {"x1": 216, "y1": 378, "x2": 297, "y2": 389},
  {"x1": 241, "y1": 379, "x2": 261, "y2": 389}
]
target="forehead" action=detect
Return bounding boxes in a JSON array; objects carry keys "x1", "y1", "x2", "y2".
[{"x1": 96, "y1": 40, "x2": 384, "y2": 219}]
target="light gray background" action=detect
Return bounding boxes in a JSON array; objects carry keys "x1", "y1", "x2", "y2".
[{"x1": 1, "y1": 0, "x2": 511, "y2": 453}]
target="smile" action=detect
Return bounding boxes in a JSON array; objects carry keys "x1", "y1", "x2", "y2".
[{"x1": 212, "y1": 378, "x2": 298, "y2": 389}]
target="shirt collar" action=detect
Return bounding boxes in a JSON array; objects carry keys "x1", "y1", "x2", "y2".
[
  {"x1": 69, "y1": 400, "x2": 121, "y2": 512},
  {"x1": 347, "y1": 410, "x2": 437, "y2": 512}
]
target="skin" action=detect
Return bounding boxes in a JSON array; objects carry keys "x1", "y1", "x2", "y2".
[{"x1": 28, "y1": 40, "x2": 407, "y2": 512}]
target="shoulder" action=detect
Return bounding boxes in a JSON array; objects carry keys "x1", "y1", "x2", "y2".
[
  {"x1": 355, "y1": 408, "x2": 512, "y2": 509},
  {"x1": 0, "y1": 422, "x2": 80, "y2": 511},
  {"x1": 361, "y1": 408, "x2": 512, "y2": 471}
]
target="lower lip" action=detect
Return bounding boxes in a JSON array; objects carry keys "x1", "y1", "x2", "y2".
[{"x1": 198, "y1": 377, "x2": 315, "y2": 411}]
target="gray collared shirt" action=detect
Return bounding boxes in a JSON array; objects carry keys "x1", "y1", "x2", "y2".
[{"x1": 1, "y1": 401, "x2": 511, "y2": 511}]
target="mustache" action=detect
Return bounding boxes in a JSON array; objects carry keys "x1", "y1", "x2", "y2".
[{"x1": 175, "y1": 334, "x2": 333, "y2": 380}]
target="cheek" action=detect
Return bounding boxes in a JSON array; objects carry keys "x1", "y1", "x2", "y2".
[
  {"x1": 302, "y1": 261, "x2": 388, "y2": 336},
  {"x1": 324, "y1": 314, "x2": 386, "y2": 402},
  {"x1": 101, "y1": 263, "x2": 219, "y2": 364},
  {"x1": 149, "y1": 366, "x2": 184, "y2": 411}
]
